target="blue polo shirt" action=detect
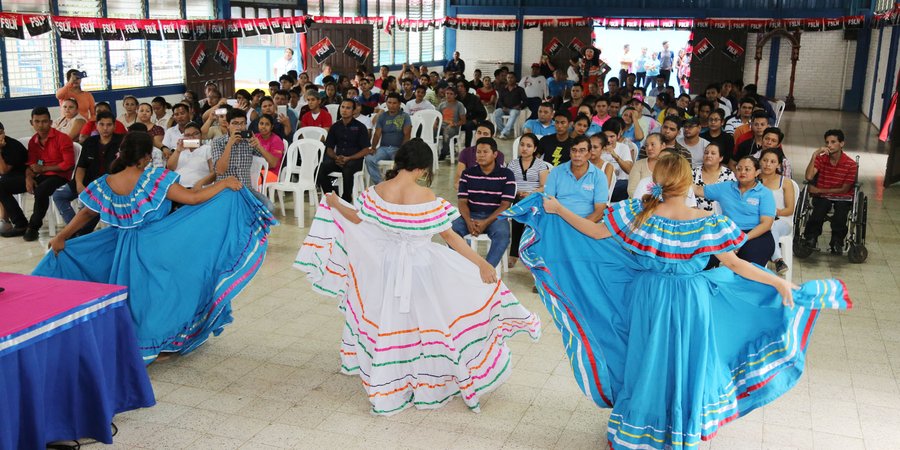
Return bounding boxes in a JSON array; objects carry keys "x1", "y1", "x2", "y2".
[
  {"x1": 703, "y1": 180, "x2": 776, "y2": 230},
  {"x1": 544, "y1": 161, "x2": 609, "y2": 217},
  {"x1": 523, "y1": 119, "x2": 555, "y2": 137}
]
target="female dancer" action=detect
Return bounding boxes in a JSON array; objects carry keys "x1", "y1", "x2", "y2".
[
  {"x1": 505, "y1": 153, "x2": 850, "y2": 449},
  {"x1": 295, "y1": 139, "x2": 541, "y2": 415},
  {"x1": 34, "y1": 131, "x2": 275, "y2": 363}
]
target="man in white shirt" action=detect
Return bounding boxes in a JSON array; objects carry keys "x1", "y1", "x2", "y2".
[
  {"x1": 273, "y1": 48, "x2": 298, "y2": 78},
  {"x1": 406, "y1": 85, "x2": 436, "y2": 115},
  {"x1": 166, "y1": 122, "x2": 214, "y2": 188},
  {"x1": 161, "y1": 103, "x2": 191, "y2": 153},
  {"x1": 675, "y1": 117, "x2": 710, "y2": 168},
  {"x1": 520, "y1": 63, "x2": 549, "y2": 120}
]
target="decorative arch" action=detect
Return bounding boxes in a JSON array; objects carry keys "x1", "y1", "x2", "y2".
[{"x1": 754, "y1": 29, "x2": 802, "y2": 111}]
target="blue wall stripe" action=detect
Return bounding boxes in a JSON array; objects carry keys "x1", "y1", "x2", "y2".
[
  {"x1": 766, "y1": 36, "x2": 781, "y2": 99},
  {"x1": 868, "y1": 28, "x2": 884, "y2": 121},
  {"x1": 844, "y1": 26, "x2": 870, "y2": 112},
  {"x1": 0, "y1": 84, "x2": 186, "y2": 112}
]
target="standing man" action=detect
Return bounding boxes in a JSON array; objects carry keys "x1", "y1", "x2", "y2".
[
  {"x1": 365, "y1": 93, "x2": 411, "y2": 184},
  {"x1": 56, "y1": 69, "x2": 96, "y2": 121},
  {"x1": 492, "y1": 73, "x2": 528, "y2": 139},
  {"x1": 0, "y1": 107, "x2": 74, "y2": 241},
  {"x1": 211, "y1": 109, "x2": 281, "y2": 207},
  {"x1": 544, "y1": 135, "x2": 607, "y2": 222},
  {"x1": 520, "y1": 63, "x2": 549, "y2": 120},
  {"x1": 316, "y1": 99, "x2": 372, "y2": 202},
  {"x1": 802, "y1": 129, "x2": 857, "y2": 254},
  {"x1": 445, "y1": 51, "x2": 466, "y2": 76},
  {"x1": 619, "y1": 44, "x2": 634, "y2": 82},
  {"x1": 658, "y1": 41, "x2": 675, "y2": 88},
  {"x1": 273, "y1": 48, "x2": 298, "y2": 78},
  {"x1": 634, "y1": 47, "x2": 648, "y2": 88}
]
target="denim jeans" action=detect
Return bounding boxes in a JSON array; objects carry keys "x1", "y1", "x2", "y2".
[
  {"x1": 451, "y1": 211, "x2": 510, "y2": 268},
  {"x1": 365, "y1": 146, "x2": 399, "y2": 184},
  {"x1": 52, "y1": 183, "x2": 78, "y2": 224},
  {"x1": 491, "y1": 108, "x2": 521, "y2": 136},
  {"x1": 249, "y1": 187, "x2": 276, "y2": 212}
]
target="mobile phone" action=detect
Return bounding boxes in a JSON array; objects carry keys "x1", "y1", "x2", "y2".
[
  {"x1": 238, "y1": 131, "x2": 253, "y2": 139},
  {"x1": 277, "y1": 105, "x2": 288, "y2": 116},
  {"x1": 183, "y1": 139, "x2": 200, "y2": 149},
  {"x1": 226, "y1": 99, "x2": 237, "y2": 107},
  {"x1": 215, "y1": 108, "x2": 227, "y2": 116}
]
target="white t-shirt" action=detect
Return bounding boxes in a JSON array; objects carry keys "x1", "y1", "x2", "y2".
[
  {"x1": 406, "y1": 99, "x2": 436, "y2": 115},
  {"x1": 676, "y1": 135, "x2": 710, "y2": 169},
  {"x1": 162, "y1": 125, "x2": 184, "y2": 150},
  {"x1": 174, "y1": 144, "x2": 213, "y2": 188},
  {"x1": 601, "y1": 142, "x2": 634, "y2": 180},
  {"x1": 519, "y1": 76, "x2": 549, "y2": 99},
  {"x1": 273, "y1": 57, "x2": 297, "y2": 76},
  {"x1": 153, "y1": 112, "x2": 171, "y2": 129},
  {"x1": 633, "y1": 176, "x2": 697, "y2": 207}
]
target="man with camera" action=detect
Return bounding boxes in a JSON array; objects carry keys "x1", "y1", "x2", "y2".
[
  {"x1": 211, "y1": 109, "x2": 280, "y2": 209},
  {"x1": 56, "y1": 69, "x2": 96, "y2": 121}
]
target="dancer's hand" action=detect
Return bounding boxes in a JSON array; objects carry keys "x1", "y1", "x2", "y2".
[
  {"x1": 543, "y1": 196, "x2": 562, "y2": 214},
  {"x1": 777, "y1": 279, "x2": 799, "y2": 308},
  {"x1": 48, "y1": 236, "x2": 65, "y2": 255},
  {"x1": 325, "y1": 192, "x2": 340, "y2": 208},
  {"x1": 222, "y1": 176, "x2": 242, "y2": 191},
  {"x1": 478, "y1": 261, "x2": 498, "y2": 284}
]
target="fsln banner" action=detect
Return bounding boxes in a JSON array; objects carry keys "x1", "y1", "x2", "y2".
[
  {"x1": 310, "y1": 37, "x2": 337, "y2": 64},
  {"x1": 343, "y1": 38, "x2": 371, "y2": 63}
]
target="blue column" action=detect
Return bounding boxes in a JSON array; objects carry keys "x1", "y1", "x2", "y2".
[
  {"x1": 445, "y1": 5, "x2": 457, "y2": 62},
  {"x1": 765, "y1": 36, "x2": 780, "y2": 99},
  {"x1": 844, "y1": 26, "x2": 871, "y2": 112},
  {"x1": 513, "y1": 9, "x2": 523, "y2": 77}
]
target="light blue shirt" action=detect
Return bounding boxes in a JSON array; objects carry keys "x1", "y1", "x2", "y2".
[
  {"x1": 544, "y1": 161, "x2": 609, "y2": 217},
  {"x1": 523, "y1": 119, "x2": 555, "y2": 137},
  {"x1": 703, "y1": 180, "x2": 776, "y2": 230}
]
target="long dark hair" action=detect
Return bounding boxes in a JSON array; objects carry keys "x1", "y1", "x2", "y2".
[
  {"x1": 109, "y1": 132, "x2": 153, "y2": 174},
  {"x1": 385, "y1": 138, "x2": 434, "y2": 186}
]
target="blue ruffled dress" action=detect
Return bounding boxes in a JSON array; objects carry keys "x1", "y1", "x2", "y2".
[
  {"x1": 33, "y1": 167, "x2": 276, "y2": 363},
  {"x1": 504, "y1": 195, "x2": 851, "y2": 449}
]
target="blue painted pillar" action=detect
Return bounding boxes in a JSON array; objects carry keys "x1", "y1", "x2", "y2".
[
  {"x1": 765, "y1": 36, "x2": 781, "y2": 99},
  {"x1": 445, "y1": 6, "x2": 457, "y2": 62},
  {"x1": 513, "y1": 8, "x2": 523, "y2": 77},
  {"x1": 844, "y1": 26, "x2": 871, "y2": 112}
]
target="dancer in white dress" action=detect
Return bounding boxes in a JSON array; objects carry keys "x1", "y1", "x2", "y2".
[{"x1": 295, "y1": 138, "x2": 541, "y2": 415}]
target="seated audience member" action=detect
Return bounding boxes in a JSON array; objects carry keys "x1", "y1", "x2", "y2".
[
  {"x1": 322, "y1": 82, "x2": 343, "y2": 106},
  {"x1": 520, "y1": 63, "x2": 549, "y2": 119},
  {"x1": 79, "y1": 102, "x2": 127, "y2": 143},
  {"x1": 802, "y1": 129, "x2": 857, "y2": 254},
  {"x1": 406, "y1": 85, "x2": 436, "y2": 115},
  {"x1": 611, "y1": 116, "x2": 639, "y2": 161},
  {"x1": 570, "y1": 114, "x2": 592, "y2": 140},
  {"x1": 547, "y1": 68, "x2": 574, "y2": 102},
  {"x1": 0, "y1": 121, "x2": 29, "y2": 233},
  {"x1": 161, "y1": 102, "x2": 192, "y2": 154},
  {"x1": 151, "y1": 96, "x2": 172, "y2": 129},
  {"x1": 588, "y1": 132, "x2": 616, "y2": 192},
  {"x1": 562, "y1": 84, "x2": 586, "y2": 119},
  {"x1": 759, "y1": 148, "x2": 795, "y2": 275},
  {"x1": 540, "y1": 110, "x2": 575, "y2": 167},
  {"x1": 250, "y1": 97, "x2": 292, "y2": 141},
  {"x1": 507, "y1": 133, "x2": 551, "y2": 267},
  {"x1": 356, "y1": 78, "x2": 381, "y2": 115},
  {"x1": 621, "y1": 107, "x2": 645, "y2": 147},
  {"x1": 694, "y1": 155, "x2": 775, "y2": 267},
  {"x1": 167, "y1": 121, "x2": 214, "y2": 188},
  {"x1": 254, "y1": 114, "x2": 286, "y2": 184},
  {"x1": 451, "y1": 137, "x2": 516, "y2": 268},
  {"x1": 592, "y1": 95, "x2": 612, "y2": 127},
  {"x1": 692, "y1": 143, "x2": 736, "y2": 213},
  {"x1": 135, "y1": 102, "x2": 166, "y2": 148},
  {"x1": 118, "y1": 95, "x2": 139, "y2": 128},
  {"x1": 201, "y1": 103, "x2": 230, "y2": 140},
  {"x1": 316, "y1": 99, "x2": 372, "y2": 202},
  {"x1": 365, "y1": 93, "x2": 412, "y2": 184},
  {"x1": 732, "y1": 111, "x2": 769, "y2": 166},
  {"x1": 599, "y1": 119, "x2": 634, "y2": 201},
  {"x1": 700, "y1": 109, "x2": 734, "y2": 166},
  {"x1": 53, "y1": 111, "x2": 122, "y2": 234},
  {"x1": 704, "y1": 83, "x2": 732, "y2": 117},
  {"x1": 642, "y1": 114, "x2": 690, "y2": 161},
  {"x1": 523, "y1": 102, "x2": 556, "y2": 137},
  {"x1": 544, "y1": 135, "x2": 607, "y2": 222},
  {"x1": 301, "y1": 90, "x2": 334, "y2": 131},
  {"x1": 575, "y1": 105, "x2": 602, "y2": 137},
  {"x1": 608, "y1": 95, "x2": 623, "y2": 118},
  {"x1": 676, "y1": 116, "x2": 710, "y2": 168},
  {"x1": 0, "y1": 107, "x2": 75, "y2": 241},
  {"x1": 628, "y1": 133, "x2": 663, "y2": 196},
  {"x1": 492, "y1": 73, "x2": 528, "y2": 139},
  {"x1": 54, "y1": 98, "x2": 87, "y2": 141},
  {"x1": 399, "y1": 78, "x2": 416, "y2": 103},
  {"x1": 350, "y1": 97, "x2": 374, "y2": 135},
  {"x1": 274, "y1": 89, "x2": 299, "y2": 132},
  {"x1": 742, "y1": 84, "x2": 777, "y2": 123},
  {"x1": 455, "y1": 122, "x2": 505, "y2": 188},
  {"x1": 760, "y1": 127, "x2": 791, "y2": 177},
  {"x1": 210, "y1": 108, "x2": 280, "y2": 207},
  {"x1": 476, "y1": 76, "x2": 498, "y2": 113},
  {"x1": 458, "y1": 80, "x2": 488, "y2": 145},
  {"x1": 725, "y1": 96, "x2": 756, "y2": 135},
  {"x1": 437, "y1": 87, "x2": 466, "y2": 160}
]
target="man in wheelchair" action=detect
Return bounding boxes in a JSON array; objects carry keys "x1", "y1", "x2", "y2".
[{"x1": 802, "y1": 129, "x2": 857, "y2": 254}]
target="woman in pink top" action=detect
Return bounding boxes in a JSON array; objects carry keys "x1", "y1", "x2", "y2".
[{"x1": 254, "y1": 114, "x2": 285, "y2": 184}]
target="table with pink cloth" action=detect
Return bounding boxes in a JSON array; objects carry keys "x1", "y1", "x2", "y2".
[{"x1": 0, "y1": 272, "x2": 155, "y2": 450}]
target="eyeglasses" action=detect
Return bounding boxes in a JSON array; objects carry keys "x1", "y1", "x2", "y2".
[{"x1": 571, "y1": 147, "x2": 590, "y2": 154}]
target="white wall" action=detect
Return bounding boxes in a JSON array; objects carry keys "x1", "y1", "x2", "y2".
[
  {"x1": 870, "y1": 27, "x2": 894, "y2": 127},
  {"x1": 454, "y1": 15, "x2": 517, "y2": 80}
]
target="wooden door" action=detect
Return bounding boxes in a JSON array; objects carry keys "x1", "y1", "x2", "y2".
[
  {"x1": 542, "y1": 26, "x2": 592, "y2": 79},
  {"x1": 303, "y1": 25, "x2": 373, "y2": 80},
  {"x1": 183, "y1": 39, "x2": 235, "y2": 98},
  {"x1": 688, "y1": 29, "x2": 748, "y2": 96}
]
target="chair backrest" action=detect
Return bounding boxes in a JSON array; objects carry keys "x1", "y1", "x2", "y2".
[
  {"x1": 297, "y1": 139, "x2": 325, "y2": 185},
  {"x1": 774, "y1": 100, "x2": 786, "y2": 127},
  {"x1": 789, "y1": 178, "x2": 801, "y2": 213},
  {"x1": 412, "y1": 110, "x2": 442, "y2": 143},
  {"x1": 511, "y1": 136, "x2": 521, "y2": 160},
  {"x1": 250, "y1": 156, "x2": 268, "y2": 193},
  {"x1": 18, "y1": 137, "x2": 31, "y2": 147},
  {"x1": 326, "y1": 104, "x2": 340, "y2": 124},
  {"x1": 295, "y1": 126, "x2": 327, "y2": 143},
  {"x1": 70, "y1": 142, "x2": 83, "y2": 180}
]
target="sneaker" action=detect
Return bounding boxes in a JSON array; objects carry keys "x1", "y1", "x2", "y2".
[
  {"x1": 0, "y1": 226, "x2": 27, "y2": 238},
  {"x1": 829, "y1": 245, "x2": 842, "y2": 255},
  {"x1": 23, "y1": 228, "x2": 39, "y2": 242},
  {"x1": 774, "y1": 259, "x2": 789, "y2": 275}
]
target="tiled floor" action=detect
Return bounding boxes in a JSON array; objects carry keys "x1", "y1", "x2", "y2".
[{"x1": 2, "y1": 109, "x2": 899, "y2": 449}]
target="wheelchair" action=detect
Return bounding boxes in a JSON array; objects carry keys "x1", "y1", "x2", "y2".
[{"x1": 792, "y1": 155, "x2": 868, "y2": 263}]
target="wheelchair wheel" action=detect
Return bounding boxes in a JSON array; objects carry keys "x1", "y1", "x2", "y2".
[
  {"x1": 848, "y1": 244, "x2": 868, "y2": 263},
  {"x1": 794, "y1": 237, "x2": 814, "y2": 258}
]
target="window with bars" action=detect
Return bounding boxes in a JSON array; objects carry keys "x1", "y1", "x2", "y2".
[
  {"x1": 874, "y1": 0, "x2": 894, "y2": 12},
  {"x1": 107, "y1": 0, "x2": 147, "y2": 89},
  {"x1": 372, "y1": 0, "x2": 444, "y2": 67},
  {"x1": 59, "y1": 0, "x2": 107, "y2": 91},
  {"x1": 2, "y1": 1, "x2": 55, "y2": 97},
  {"x1": 306, "y1": 0, "x2": 358, "y2": 16},
  {"x1": 148, "y1": 0, "x2": 184, "y2": 86}
]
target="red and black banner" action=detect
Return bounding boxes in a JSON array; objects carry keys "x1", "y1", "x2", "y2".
[
  {"x1": 310, "y1": 36, "x2": 336, "y2": 64},
  {"x1": 343, "y1": 38, "x2": 371, "y2": 63},
  {"x1": 722, "y1": 39, "x2": 745, "y2": 62},
  {"x1": 544, "y1": 37, "x2": 563, "y2": 57},
  {"x1": 189, "y1": 42, "x2": 208, "y2": 75},
  {"x1": 214, "y1": 41, "x2": 234, "y2": 69},
  {"x1": 568, "y1": 37, "x2": 586, "y2": 56},
  {"x1": 0, "y1": 13, "x2": 24, "y2": 39},
  {"x1": 693, "y1": 37, "x2": 714, "y2": 60}
]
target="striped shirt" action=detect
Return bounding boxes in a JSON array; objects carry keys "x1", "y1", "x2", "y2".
[
  {"x1": 814, "y1": 152, "x2": 856, "y2": 200},
  {"x1": 458, "y1": 164, "x2": 517, "y2": 214},
  {"x1": 507, "y1": 156, "x2": 551, "y2": 194}
]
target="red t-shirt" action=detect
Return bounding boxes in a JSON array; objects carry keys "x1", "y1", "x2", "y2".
[
  {"x1": 27, "y1": 128, "x2": 76, "y2": 179},
  {"x1": 814, "y1": 152, "x2": 856, "y2": 199},
  {"x1": 80, "y1": 119, "x2": 127, "y2": 138},
  {"x1": 301, "y1": 109, "x2": 333, "y2": 129}
]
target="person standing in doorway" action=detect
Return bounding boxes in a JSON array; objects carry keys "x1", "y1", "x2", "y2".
[{"x1": 658, "y1": 41, "x2": 675, "y2": 88}]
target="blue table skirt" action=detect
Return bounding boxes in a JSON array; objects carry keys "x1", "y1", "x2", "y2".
[{"x1": 0, "y1": 302, "x2": 156, "y2": 450}]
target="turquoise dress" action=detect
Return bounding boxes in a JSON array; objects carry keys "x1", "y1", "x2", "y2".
[
  {"x1": 33, "y1": 167, "x2": 276, "y2": 363},
  {"x1": 504, "y1": 195, "x2": 851, "y2": 449}
]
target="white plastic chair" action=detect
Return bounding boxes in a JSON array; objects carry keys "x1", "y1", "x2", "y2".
[
  {"x1": 294, "y1": 126, "x2": 327, "y2": 143},
  {"x1": 511, "y1": 136, "x2": 521, "y2": 160},
  {"x1": 773, "y1": 100, "x2": 786, "y2": 127},
  {"x1": 325, "y1": 104, "x2": 340, "y2": 124},
  {"x1": 266, "y1": 139, "x2": 324, "y2": 227},
  {"x1": 448, "y1": 135, "x2": 460, "y2": 166},
  {"x1": 465, "y1": 234, "x2": 508, "y2": 278},
  {"x1": 778, "y1": 179, "x2": 801, "y2": 283},
  {"x1": 47, "y1": 142, "x2": 82, "y2": 236},
  {"x1": 329, "y1": 171, "x2": 365, "y2": 199},
  {"x1": 412, "y1": 110, "x2": 442, "y2": 172},
  {"x1": 250, "y1": 156, "x2": 269, "y2": 195}
]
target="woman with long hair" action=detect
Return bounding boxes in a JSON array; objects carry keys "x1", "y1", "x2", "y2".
[
  {"x1": 136, "y1": 102, "x2": 165, "y2": 149},
  {"x1": 118, "y1": 95, "x2": 139, "y2": 128},
  {"x1": 53, "y1": 98, "x2": 87, "y2": 141},
  {"x1": 295, "y1": 138, "x2": 540, "y2": 416},
  {"x1": 759, "y1": 148, "x2": 796, "y2": 275},
  {"x1": 33, "y1": 131, "x2": 276, "y2": 364},
  {"x1": 507, "y1": 133, "x2": 551, "y2": 268},
  {"x1": 692, "y1": 142, "x2": 736, "y2": 213},
  {"x1": 505, "y1": 152, "x2": 850, "y2": 449}
]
